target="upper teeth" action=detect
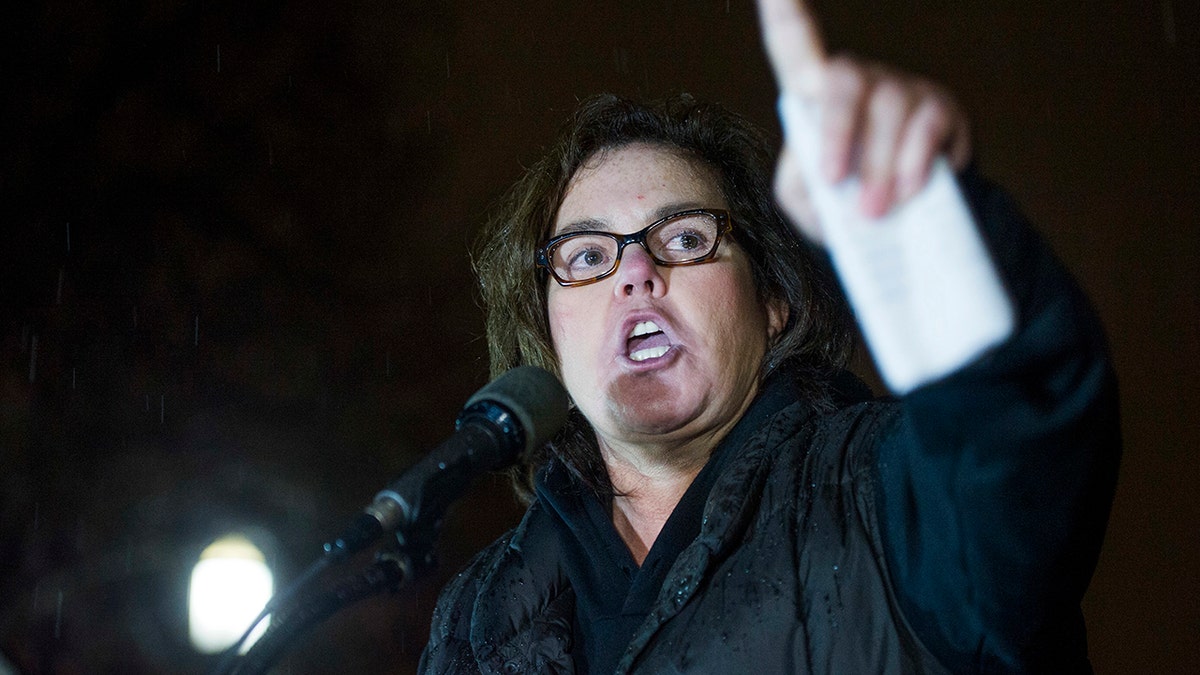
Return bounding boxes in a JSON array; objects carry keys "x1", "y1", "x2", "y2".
[{"x1": 629, "y1": 321, "x2": 661, "y2": 338}]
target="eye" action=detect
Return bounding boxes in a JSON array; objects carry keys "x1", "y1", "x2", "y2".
[
  {"x1": 671, "y1": 231, "x2": 704, "y2": 251},
  {"x1": 651, "y1": 213, "x2": 718, "y2": 260},
  {"x1": 552, "y1": 234, "x2": 616, "y2": 277},
  {"x1": 569, "y1": 247, "x2": 608, "y2": 270}
]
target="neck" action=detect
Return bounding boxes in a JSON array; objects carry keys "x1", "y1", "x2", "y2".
[
  {"x1": 595, "y1": 379, "x2": 764, "y2": 566},
  {"x1": 599, "y1": 437, "x2": 712, "y2": 566}
]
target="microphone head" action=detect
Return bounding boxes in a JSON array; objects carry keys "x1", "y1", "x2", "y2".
[{"x1": 464, "y1": 366, "x2": 569, "y2": 455}]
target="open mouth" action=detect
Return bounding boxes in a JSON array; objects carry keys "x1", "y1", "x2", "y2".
[{"x1": 626, "y1": 320, "x2": 672, "y2": 362}]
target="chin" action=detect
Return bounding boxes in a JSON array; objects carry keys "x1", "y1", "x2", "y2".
[{"x1": 603, "y1": 371, "x2": 704, "y2": 436}]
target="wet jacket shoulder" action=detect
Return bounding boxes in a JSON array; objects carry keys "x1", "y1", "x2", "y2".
[{"x1": 421, "y1": 502, "x2": 575, "y2": 675}]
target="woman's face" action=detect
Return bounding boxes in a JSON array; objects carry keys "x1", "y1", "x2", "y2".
[{"x1": 546, "y1": 143, "x2": 786, "y2": 453}]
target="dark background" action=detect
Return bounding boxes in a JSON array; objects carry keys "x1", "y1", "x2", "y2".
[{"x1": 2, "y1": 1, "x2": 1196, "y2": 673}]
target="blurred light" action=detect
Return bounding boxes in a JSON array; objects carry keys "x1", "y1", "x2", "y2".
[{"x1": 188, "y1": 534, "x2": 274, "y2": 654}]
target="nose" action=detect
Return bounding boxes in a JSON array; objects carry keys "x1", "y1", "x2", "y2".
[{"x1": 613, "y1": 242, "x2": 667, "y2": 298}]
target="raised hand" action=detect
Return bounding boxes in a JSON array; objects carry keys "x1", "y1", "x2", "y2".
[{"x1": 755, "y1": 0, "x2": 971, "y2": 236}]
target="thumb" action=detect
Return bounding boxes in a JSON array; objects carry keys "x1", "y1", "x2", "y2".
[{"x1": 774, "y1": 147, "x2": 824, "y2": 243}]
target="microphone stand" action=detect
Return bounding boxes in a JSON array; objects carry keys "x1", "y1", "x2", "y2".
[
  {"x1": 223, "y1": 538, "x2": 434, "y2": 675},
  {"x1": 212, "y1": 406, "x2": 509, "y2": 675},
  {"x1": 211, "y1": 409, "x2": 507, "y2": 675},
  {"x1": 212, "y1": 367, "x2": 568, "y2": 674}
]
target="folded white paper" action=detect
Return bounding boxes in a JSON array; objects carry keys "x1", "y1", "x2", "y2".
[{"x1": 778, "y1": 92, "x2": 1015, "y2": 393}]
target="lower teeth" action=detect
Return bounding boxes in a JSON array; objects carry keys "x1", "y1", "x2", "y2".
[{"x1": 630, "y1": 346, "x2": 669, "y2": 361}]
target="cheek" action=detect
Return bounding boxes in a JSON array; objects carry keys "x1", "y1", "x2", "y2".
[
  {"x1": 704, "y1": 273, "x2": 770, "y2": 356},
  {"x1": 546, "y1": 294, "x2": 606, "y2": 412},
  {"x1": 546, "y1": 292, "x2": 592, "y2": 367},
  {"x1": 546, "y1": 294, "x2": 570, "y2": 354}
]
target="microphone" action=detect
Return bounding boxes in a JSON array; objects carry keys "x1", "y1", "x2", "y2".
[{"x1": 324, "y1": 365, "x2": 569, "y2": 561}]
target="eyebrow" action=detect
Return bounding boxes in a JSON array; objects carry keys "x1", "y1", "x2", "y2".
[{"x1": 554, "y1": 201, "x2": 710, "y2": 236}]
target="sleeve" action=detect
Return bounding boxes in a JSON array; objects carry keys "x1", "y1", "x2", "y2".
[{"x1": 873, "y1": 167, "x2": 1122, "y2": 673}]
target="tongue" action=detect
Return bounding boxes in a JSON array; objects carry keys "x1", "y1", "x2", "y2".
[{"x1": 628, "y1": 331, "x2": 670, "y2": 355}]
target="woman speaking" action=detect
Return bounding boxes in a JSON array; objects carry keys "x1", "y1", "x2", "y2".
[{"x1": 420, "y1": 0, "x2": 1120, "y2": 672}]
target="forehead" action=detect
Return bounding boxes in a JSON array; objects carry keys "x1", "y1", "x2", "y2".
[{"x1": 554, "y1": 143, "x2": 723, "y2": 233}]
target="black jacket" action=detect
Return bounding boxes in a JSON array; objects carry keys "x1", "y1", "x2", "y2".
[{"x1": 419, "y1": 171, "x2": 1120, "y2": 674}]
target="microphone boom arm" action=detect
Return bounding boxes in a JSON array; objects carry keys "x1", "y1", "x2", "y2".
[{"x1": 322, "y1": 399, "x2": 524, "y2": 561}]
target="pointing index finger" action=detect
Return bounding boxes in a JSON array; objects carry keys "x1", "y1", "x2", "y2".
[{"x1": 756, "y1": 0, "x2": 828, "y2": 97}]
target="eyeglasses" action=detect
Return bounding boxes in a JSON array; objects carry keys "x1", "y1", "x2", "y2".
[{"x1": 536, "y1": 208, "x2": 733, "y2": 287}]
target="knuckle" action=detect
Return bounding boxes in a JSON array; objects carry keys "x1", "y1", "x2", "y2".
[
  {"x1": 910, "y1": 103, "x2": 949, "y2": 139},
  {"x1": 824, "y1": 57, "x2": 868, "y2": 99},
  {"x1": 868, "y1": 80, "x2": 910, "y2": 114},
  {"x1": 921, "y1": 93, "x2": 956, "y2": 122}
]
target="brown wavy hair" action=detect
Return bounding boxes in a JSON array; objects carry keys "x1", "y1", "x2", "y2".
[{"x1": 473, "y1": 93, "x2": 852, "y2": 502}]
